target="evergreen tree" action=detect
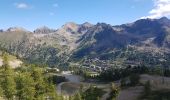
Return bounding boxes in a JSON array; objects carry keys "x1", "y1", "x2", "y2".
[
  {"x1": 0, "y1": 85, "x2": 3, "y2": 97},
  {"x1": 129, "y1": 73, "x2": 140, "y2": 86},
  {"x1": 144, "y1": 81, "x2": 151, "y2": 96},
  {"x1": 73, "y1": 92, "x2": 82, "y2": 100},
  {"x1": 16, "y1": 72, "x2": 35, "y2": 100},
  {"x1": 108, "y1": 83, "x2": 119, "y2": 100},
  {"x1": 45, "y1": 81, "x2": 58, "y2": 100},
  {"x1": 31, "y1": 66, "x2": 58, "y2": 99},
  {"x1": 1, "y1": 53, "x2": 16, "y2": 100},
  {"x1": 31, "y1": 67, "x2": 46, "y2": 99}
]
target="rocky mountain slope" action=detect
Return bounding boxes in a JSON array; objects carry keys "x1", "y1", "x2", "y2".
[
  {"x1": 0, "y1": 17, "x2": 170, "y2": 67},
  {"x1": 0, "y1": 52, "x2": 22, "y2": 68}
]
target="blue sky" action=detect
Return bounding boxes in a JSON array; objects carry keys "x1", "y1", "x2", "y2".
[{"x1": 0, "y1": 0, "x2": 170, "y2": 31}]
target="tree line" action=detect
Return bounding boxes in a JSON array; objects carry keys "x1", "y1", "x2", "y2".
[{"x1": 0, "y1": 53, "x2": 62, "y2": 100}]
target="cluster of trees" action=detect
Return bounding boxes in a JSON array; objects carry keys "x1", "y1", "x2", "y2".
[
  {"x1": 107, "y1": 83, "x2": 119, "y2": 100},
  {"x1": 0, "y1": 53, "x2": 121, "y2": 100},
  {"x1": 99, "y1": 65, "x2": 170, "y2": 82},
  {"x1": 48, "y1": 75, "x2": 68, "y2": 84},
  {"x1": 120, "y1": 73, "x2": 140, "y2": 87},
  {"x1": 68, "y1": 83, "x2": 120, "y2": 100},
  {"x1": 69, "y1": 85, "x2": 106, "y2": 100},
  {"x1": 99, "y1": 65, "x2": 148, "y2": 82},
  {"x1": 0, "y1": 53, "x2": 62, "y2": 100}
]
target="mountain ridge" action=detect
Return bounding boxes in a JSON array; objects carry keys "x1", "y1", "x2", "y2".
[{"x1": 0, "y1": 17, "x2": 170, "y2": 67}]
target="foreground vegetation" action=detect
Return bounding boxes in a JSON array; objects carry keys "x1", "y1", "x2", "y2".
[
  {"x1": 0, "y1": 53, "x2": 62, "y2": 100},
  {"x1": 1, "y1": 52, "x2": 170, "y2": 100},
  {"x1": 0, "y1": 53, "x2": 120, "y2": 100}
]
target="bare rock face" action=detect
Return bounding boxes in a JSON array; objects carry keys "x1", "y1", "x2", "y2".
[
  {"x1": 61, "y1": 22, "x2": 79, "y2": 34},
  {"x1": 78, "y1": 22, "x2": 93, "y2": 34},
  {"x1": 34, "y1": 26, "x2": 56, "y2": 34},
  {"x1": 60, "y1": 22, "x2": 93, "y2": 34}
]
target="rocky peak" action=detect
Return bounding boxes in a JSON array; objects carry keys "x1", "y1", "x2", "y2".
[
  {"x1": 158, "y1": 17, "x2": 170, "y2": 27},
  {"x1": 34, "y1": 26, "x2": 56, "y2": 34},
  {"x1": 159, "y1": 17, "x2": 169, "y2": 21},
  {"x1": 81, "y1": 22, "x2": 93, "y2": 27},
  {"x1": 62, "y1": 22, "x2": 79, "y2": 32},
  {"x1": 78, "y1": 22, "x2": 93, "y2": 34},
  {"x1": 95, "y1": 23, "x2": 113, "y2": 31}
]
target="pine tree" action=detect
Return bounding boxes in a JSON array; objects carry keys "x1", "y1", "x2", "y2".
[
  {"x1": 31, "y1": 67, "x2": 46, "y2": 99},
  {"x1": 16, "y1": 72, "x2": 35, "y2": 100},
  {"x1": 1, "y1": 53, "x2": 16, "y2": 100},
  {"x1": 73, "y1": 92, "x2": 82, "y2": 100},
  {"x1": 109, "y1": 83, "x2": 119, "y2": 100},
  {"x1": 45, "y1": 81, "x2": 58, "y2": 100},
  {"x1": 144, "y1": 80, "x2": 151, "y2": 96},
  {"x1": 0, "y1": 85, "x2": 3, "y2": 97}
]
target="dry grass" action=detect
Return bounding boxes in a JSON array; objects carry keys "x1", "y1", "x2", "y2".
[
  {"x1": 140, "y1": 74, "x2": 170, "y2": 90},
  {"x1": 61, "y1": 82, "x2": 81, "y2": 95},
  {"x1": 116, "y1": 86, "x2": 143, "y2": 100}
]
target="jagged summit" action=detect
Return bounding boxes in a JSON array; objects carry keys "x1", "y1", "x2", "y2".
[
  {"x1": 82, "y1": 22, "x2": 93, "y2": 27},
  {"x1": 159, "y1": 17, "x2": 169, "y2": 21},
  {"x1": 34, "y1": 26, "x2": 56, "y2": 34},
  {"x1": 61, "y1": 22, "x2": 79, "y2": 32},
  {"x1": 0, "y1": 17, "x2": 170, "y2": 66},
  {"x1": 158, "y1": 17, "x2": 170, "y2": 26}
]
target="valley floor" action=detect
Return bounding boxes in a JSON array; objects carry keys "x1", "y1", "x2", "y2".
[
  {"x1": 117, "y1": 74, "x2": 170, "y2": 100},
  {"x1": 56, "y1": 73, "x2": 170, "y2": 100},
  {"x1": 117, "y1": 86, "x2": 143, "y2": 100}
]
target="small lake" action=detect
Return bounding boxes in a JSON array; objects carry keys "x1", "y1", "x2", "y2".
[{"x1": 61, "y1": 71, "x2": 83, "y2": 83}]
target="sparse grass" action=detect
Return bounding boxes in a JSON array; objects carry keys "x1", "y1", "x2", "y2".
[
  {"x1": 140, "y1": 89, "x2": 170, "y2": 100},
  {"x1": 61, "y1": 82, "x2": 81, "y2": 95}
]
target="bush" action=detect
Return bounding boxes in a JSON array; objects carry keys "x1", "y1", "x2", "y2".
[
  {"x1": 107, "y1": 83, "x2": 120, "y2": 100},
  {"x1": 82, "y1": 85, "x2": 105, "y2": 100},
  {"x1": 144, "y1": 80, "x2": 151, "y2": 96},
  {"x1": 48, "y1": 75, "x2": 67, "y2": 84},
  {"x1": 129, "y1": 73, "x2": 140, "y2": 86}
]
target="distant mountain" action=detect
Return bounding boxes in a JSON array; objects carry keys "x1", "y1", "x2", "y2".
[
  {"x1": 7, "y1": 27, "x2": 28, "y2": 32},
  {"x1": 73, "y1": 18, "x2": 170, "y2": 58},
  {"x1": 0, "y1": 29, "x2": 3, "y2": 32},
  {"x1": 0, "y1": 17, "x2": 170, "y2": 67},
  {"x1": 34, "y1": 26, "x2": 56, "y2": 34}
]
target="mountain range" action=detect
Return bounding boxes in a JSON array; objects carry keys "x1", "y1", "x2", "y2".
[{"x1": 0, "y1": 17, "x2": 170, "y2": 67}]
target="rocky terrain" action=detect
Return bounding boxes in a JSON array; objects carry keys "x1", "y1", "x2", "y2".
[
  {"x1": 0, "y1": 54, "x2": 22, "y2": 68},
  {"x1": 0, "y1": 17, "x2": 170, "y2": 67}
]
